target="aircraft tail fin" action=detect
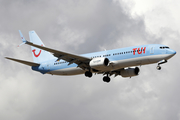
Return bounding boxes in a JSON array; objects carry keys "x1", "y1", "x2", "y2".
[{"x1": 28, "y1": 31, "x2": 56, "y2": 63}]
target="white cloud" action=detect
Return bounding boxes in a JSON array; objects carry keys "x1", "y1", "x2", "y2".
[{"x1": 127, "y1": 0, "x2": 180, "y2": 35}]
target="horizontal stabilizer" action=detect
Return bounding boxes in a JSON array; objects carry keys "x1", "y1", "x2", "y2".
[{"x1": 5, "y1": 57, "x2": 40, "y2": 66}]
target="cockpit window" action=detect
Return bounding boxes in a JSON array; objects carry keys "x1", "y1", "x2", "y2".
[{"x1": 160, "y1": 46, "x2": 169, "y2": 49}]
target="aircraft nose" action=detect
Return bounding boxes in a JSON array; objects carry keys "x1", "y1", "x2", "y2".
[
  {"x1": 167, "y1": 49, "x2": 176, "y2": 55},
  {"x1": 171, "y1": 49, "x2": 176, "y2": 55},
  {"x1": 174, "y1": 50, "x2": 176, "y2": 55}
]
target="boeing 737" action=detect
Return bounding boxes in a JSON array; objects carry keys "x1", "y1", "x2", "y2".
[{"x1": 5, "y1": 30, "x2": 176, "y2": 82}]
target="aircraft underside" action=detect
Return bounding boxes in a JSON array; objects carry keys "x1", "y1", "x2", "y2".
[{"x1": 46, "y1": 54, "x2": 173, "y2": 82}]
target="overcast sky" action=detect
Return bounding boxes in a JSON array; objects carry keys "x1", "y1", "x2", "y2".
[{"x1": 0, "y1": 0, "x2": 180, "y2": 120}]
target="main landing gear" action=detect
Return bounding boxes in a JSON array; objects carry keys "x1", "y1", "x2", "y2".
[
  {"x1": 103, "y1": 74, "x2": 111, "y2": 83},
  {"x1": 85, "y1": 71, "x2": 111, "y2": 83},
  {"x1": 103, "y1": 76, "x2": 110, "y2": 83},
  {"x1": 156, "y1": 59, "x2": 167, "y2": 70},
  {"x1": 85, "y1": 71, "x2": 92, "y2": 78}
]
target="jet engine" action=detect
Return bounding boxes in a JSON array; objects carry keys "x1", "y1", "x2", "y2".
[
  {"x1": 89, "y1": 57, "x2": 109, "y2": 70},
  {"x1": 121, "y1": 67, "x2": 140, "y2": 78}
]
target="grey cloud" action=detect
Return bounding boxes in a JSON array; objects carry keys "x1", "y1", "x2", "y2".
[{"x1": 55, "y1": 0, "x2": 149, "y2": 53}]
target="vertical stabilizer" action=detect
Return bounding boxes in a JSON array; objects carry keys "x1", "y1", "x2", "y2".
[{"x1": 29, "y1": 31, "x2": 55, "y2": 63}]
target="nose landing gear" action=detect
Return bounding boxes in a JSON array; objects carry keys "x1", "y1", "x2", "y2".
[
  {"x1": 156, "y1": 65, "x2": 161, "y2": 70},
  {"x1": 156, "y1": 59, "x2": 167, "y2": 70}
]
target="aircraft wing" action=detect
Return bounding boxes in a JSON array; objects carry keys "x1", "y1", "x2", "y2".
[
  {"x1": 25, "y1": 41, "x2": 91, "y2": 69},
  {"x1": 5, "y1": 57, "x2": 40, "y2": 66}
]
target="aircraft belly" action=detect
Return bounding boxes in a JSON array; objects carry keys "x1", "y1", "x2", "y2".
[
  {"x1": 113, "y1": 56, "x2": 150, "y2": 69},
  {"x1": 113, "y1": 54, "x2": 170, "y2": 69},
  {"x1": 47, "y1": 54, "x2": 171, "y2": 76},
  {"x1": 49, "y1": 67, "x2": 84, "y2": 75},
  {"x1": 147, "y1": 54, "x2": 171, "y2": 63}
]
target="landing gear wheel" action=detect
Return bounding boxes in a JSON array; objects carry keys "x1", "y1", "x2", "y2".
[
  {"x1": 156, "y1": 66, "x2": 161, "y2": 70},
  {"x1": 103, "y1": 76, "x2": 111, "y2": 83},
  {"x1": 85, "y1": 71, "x2": 92, "y2": 78}
]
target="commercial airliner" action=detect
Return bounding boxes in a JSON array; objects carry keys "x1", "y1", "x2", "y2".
[{"x1": 5, "y1": 30, "x2": 176, "y2": 82}]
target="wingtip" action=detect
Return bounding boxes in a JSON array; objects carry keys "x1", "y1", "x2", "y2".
[
  {"x1": 18, "y1": 30, "x2": 28, "y2": 44},
  {"x1": 19, "y1": 30, "x2": 23, "y2": 35},
  {"x1": 5, "y1": 57, "x2": 10, "y2": 59}
]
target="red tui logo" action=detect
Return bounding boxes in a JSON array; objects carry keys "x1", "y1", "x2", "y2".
[
  {"x1": 132, "y1": 47, "x2": 146, "y2": 55},
  {"x1": 32, "y1": 45, "x2": 43, "y2": 57}
]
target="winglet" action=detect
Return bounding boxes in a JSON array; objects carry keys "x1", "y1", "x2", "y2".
[{"x1": 18, "y1": 30, "x2": 27, "y2": 47}]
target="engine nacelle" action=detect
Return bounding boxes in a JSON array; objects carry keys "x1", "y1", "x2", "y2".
[
  {"x1": 121, "y1": 67, "x2": 140, "y2": 78},
  {"x1": 89, "y1": 57, "x2": 109, "y2": 70}
]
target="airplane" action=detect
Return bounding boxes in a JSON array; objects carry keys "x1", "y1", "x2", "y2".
[{"x1": 5, "y1": 30, "x2": 176, "y2": 82}]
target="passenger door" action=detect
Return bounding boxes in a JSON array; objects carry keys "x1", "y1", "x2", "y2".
[{"x1": 150, "y1": 47, "x2": 154, "y2": 54}]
